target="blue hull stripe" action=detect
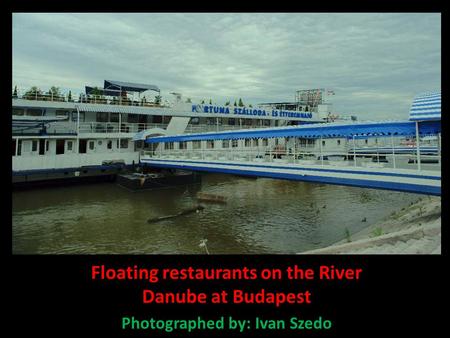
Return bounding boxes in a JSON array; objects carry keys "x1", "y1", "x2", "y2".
[
  {"x1": 144, "y1": 162, "x2": 440, "y2": 196},
  {"x1": 142, "y1": 159, "x2": 440, "y2": 180}
]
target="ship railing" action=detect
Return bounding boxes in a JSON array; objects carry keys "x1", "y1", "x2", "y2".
[
  {"x1": 184, "y1": 124, "x2": 274, "y2": 134},
  {"x1": 12, "y1": 87, "x2": 171, "y2": 108},
  {"x1": 77, "y1": 122, "x2": 168, "y2": 134},
  {"x1": 141, "y1": 146, "x2": 441, "y2": 172}
]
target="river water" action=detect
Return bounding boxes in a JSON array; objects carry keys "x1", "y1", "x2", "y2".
[{"x1": 12, "y1": 174, "x2": 421, "y2": 254}]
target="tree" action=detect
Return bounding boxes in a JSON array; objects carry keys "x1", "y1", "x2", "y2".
[
  {"x1": 154, "y1": 95, "x2": 162, "y2": 105},
  {"x1": 12, "y1": 86, "x2": 18, "y2": 98},
  {"x1": 233, "y1": 100, "x2": 237, "y2": 107},
  {"x1": 68, "y1": 90, "x2": 72, "y2": 102},
  {"x1": 201, "y1": 100, "x2": 205, "y2": 104},
  {"x1": 225, "y1": 100, "x2": 230, "y2": 106},
  {"x1": 186, "y1": 98, "x2": 192, "y2": 103},
  {"x1": 249, "y1": 104, "x2": 253, "y2": 108},
  {"x1": 24, "y1": 86, "x2": 42, "y2": 100},
  {"x1": 48, "y1": 86, "x2": 61, "y2": 100},
  {"x1": 91, "y1": 87, "x2": 102, "y2": 97},
  {"x1": 238, "y1": 98, "x2": 244, "y2": 107},
  {"x1": 209, "y1": 99, "x2": 212, "y2": 104}
]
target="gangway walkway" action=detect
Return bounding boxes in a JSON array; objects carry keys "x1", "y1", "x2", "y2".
[{"x1": 139, "y1": 92, "x2": 441, "y2": 196}]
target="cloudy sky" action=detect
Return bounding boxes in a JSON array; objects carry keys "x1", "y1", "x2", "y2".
[{"x1": 12, "y1": 13, "x2": 440, "y2": 120}]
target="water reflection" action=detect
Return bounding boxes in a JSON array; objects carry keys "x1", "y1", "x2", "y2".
[{"x1": 12, "y1": 174, "x2": 420, "y2": 254}]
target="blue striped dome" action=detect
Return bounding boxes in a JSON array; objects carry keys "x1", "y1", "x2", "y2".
[{"x1": 409, "y1": 92, "x2": 441, "y2": 121}]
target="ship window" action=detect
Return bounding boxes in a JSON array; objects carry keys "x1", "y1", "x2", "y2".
[
  {"x1": 89, "y1": 141, "x2": 95, "y2": 150},
  {"x1": 32, "y1": 140, "x2": 38, "y2": 152},
  {"x1": 12, "y1": 139, "x2": 16, "y2": 156},
  {"x1": 56, "y1": 110, "x2": 70, "y2": 118},
  {"x1": 307, "y1": 139, "x2": 315, "y2": 146},
  {"x1": 193, "y1": 141, "x2": 201, "y2": 149},
  {"x1": 120, "y1": 139, "x2": 128, "y2": 149},
  {"x1": 206, "y1": 140, "x2": 214, "y2": 149},
  {"x1": 253, "y1": 139, "x2": 258, "y2": 147},
  {"x1": 275, "y1": 138, "x2": 279, "y2": 146},
  {"x1": 365, "y1": 139, "x2": 368, "y2": 144},
  {"x1": 56, "y1": 139, "x2": 65, "y2": 155},
  {"x1": 127, "y1": 114, "x2": 139, "y2": 123},
  {"x1": 190, "y1": 117, "x2": 200, "y2": 125},
  {"x1": 13, "y1": 108, "x2": 25, "y2": 116},
  {"x1": 222, "y1": 140, "x2": 229, "y2": 148},
  {"x1": 337, "y1": 140, "x2": 341, "y2": 146},
  {"x1": 152, "y1": 115, "x2": 163, "y2": 124},
  {"x1": 245, "y1": 119, "x2": 252, "y2": 126},
  {"x1": 322, "y1": 140, "x2": 326, "y2": 147},
  {"x1": 164, "y1": 142, "x2": 174, "y2": 150},
  {"x1": 46, "y1": 140, "x2": 49, "y2": 151},
  {"x1": 27, "y1": 108, "x2": 43, "y2": 116},
  {"x1": 107, "y1": 140, "x2": 112, "y2": 149},
  {"x1": 72, "y1": 111, "x2": 85, "y2": 122},
  {"x1": 179, "y1": 141, "x2": 187, "y2": 150},
  {"x1": 96, "y1": 112, "x2": 108, "y2": 122},
  {"x1": 228, "y1": 118, "x2": 235, "y2": 126},
  {"x1": 262, "y1": 138, "x2": 268, "y2": 146},
  {"x1": 232, "y1": 139, "x2": 238, "y2": 148},
  {"x1": 263, "y1": 120, "x2": 270, "y2": 126},
  {"x1": 110, "y1": 113, "x2": 119, "y2": 122},
  {"x1": 67, "y1": 141, "x2": 73, "y2": 151},
  {"x1": 245, "y1": 139, "x2": 251, "y2": 147}
]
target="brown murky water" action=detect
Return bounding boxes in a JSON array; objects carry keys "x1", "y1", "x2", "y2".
[{"x1": 12, "y1": 174, "x2": 420, "y2": 254}]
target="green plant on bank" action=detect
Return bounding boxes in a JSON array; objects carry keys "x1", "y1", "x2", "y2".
[
  {"x1": 68, "y1": 90, "x2": 72, "y2": 102},
  {"x1": 238, "y1": 98, "x2": 244, "y2": 107},
  {"x1": 418, "y1": 206, "x2": 425, "y2": 216},
  {"x1": 225, "y1": 100, "x2": 230, "y2": 106},
  {"x1": 186, "y1": 98, "x2": 192, "y2": 103},
  {"x1": 209, "y1": 99, "x2": 212, "y2": 104},
  {"x1": 233, "y1": 100, "x2": 237, "y2": 106},
  {"x1": 344, "y1": 228, "x2": 352, "y2": 243},
  {"x1": 370, "y1": 227, "x2": 384, "y2": 238},
  {"x1": 154, "y1": 95, "x2": 162, "y2": 105},
  {"x1": 201, "y1": 100, "x2": 205, "y2": 104},
  {"x1": 13, "y1": 85, "x2": 18, "y2": 98}
]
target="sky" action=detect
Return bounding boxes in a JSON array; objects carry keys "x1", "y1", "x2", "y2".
[{"x1": 12, "y1": 13, "x2": 441, "y2": 120}]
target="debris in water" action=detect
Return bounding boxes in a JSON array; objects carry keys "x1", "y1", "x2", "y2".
[
  {"x1": 197, "y1": 192, "x2": 227, "y2": 204},
  {"x1": 147, "y1": 205, "x2": 205, "y2": 223},
  {"x1": 199, "y1": 239, "x2": 210, "y2": 254}
]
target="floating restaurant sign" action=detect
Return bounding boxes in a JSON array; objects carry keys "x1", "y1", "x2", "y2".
[{"x1": 191, "y1": 105, "x2": 313, "y2": 120}]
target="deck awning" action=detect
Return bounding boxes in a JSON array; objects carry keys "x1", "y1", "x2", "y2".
[
  {"x1": 145, "y1": 120, "x2": 441, "y2": 143},
  {"x1": 409, "y1": 92, "x2": 441, "y2": 121},
  {"x1": 85, "y1": 86, "x2": 121, "y2": 97},
  {"x1": 104, "y1": 80, "x2": 160, "y2": 93},
  {"x1": 132, "y1": 128, "x2": 168, "y2": 141}
]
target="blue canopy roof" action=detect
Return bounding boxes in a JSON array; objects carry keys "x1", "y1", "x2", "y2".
[
  {"x1": 104, "y1": 80, "x2": 160, "y2": 93},
  {"x1": 409, "y1": 92, "x2": 441, "y2": 121},
  {"x1": 145, "y1": 120, "x2": 441, "y2": 143}
]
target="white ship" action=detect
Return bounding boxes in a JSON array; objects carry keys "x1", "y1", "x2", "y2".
[{"x1": 12, "y1": 81, "x2": 340, "y2": 186}]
